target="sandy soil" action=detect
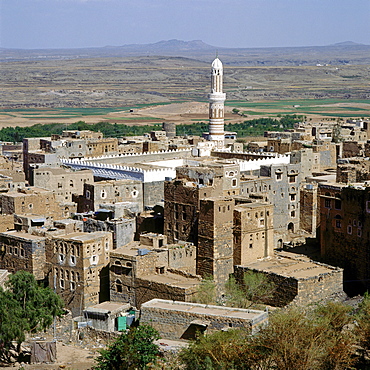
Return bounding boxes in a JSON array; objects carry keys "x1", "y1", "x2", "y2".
[
  {"x1": 0, "y1": 342, "x2": 96, "y2": 370},
  {"x1": 0, "y1": 101, "x2": 245, "y2": 129}
]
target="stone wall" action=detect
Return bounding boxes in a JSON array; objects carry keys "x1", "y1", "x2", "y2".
[
  {"x1": 143, "y1": 181, "x2": 164, "y2": 207},
  {"x1": 140, "y1": 299, "x2": 268, "y2": 340},
  {"x1": 299, "y1": 184, "x2": 318, "y2": 236},
  {"x1": 134, "y1": 278, "x2": 198, "y2": 308},
  {"x1": 235, "y1": 259, "x2": 343, "y2": 307}
]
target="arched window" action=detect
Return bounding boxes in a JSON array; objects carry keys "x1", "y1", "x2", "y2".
[{"x1": 116, "y1": 279, "x2": 123, "y2": 293}]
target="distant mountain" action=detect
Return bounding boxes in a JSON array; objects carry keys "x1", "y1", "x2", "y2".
[
  {"x1": 331, "y1": 41, "x2": 364, "y2": 46},
  {"x1": 2, "y1": 39, "x2": 370, "y2": 66}
]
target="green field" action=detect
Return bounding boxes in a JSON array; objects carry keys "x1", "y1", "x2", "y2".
[{"x1": 226, "y1": 99, "x2": 370, "y2": 118}]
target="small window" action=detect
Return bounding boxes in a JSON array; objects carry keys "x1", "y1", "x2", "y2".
[
  {"x1": 347, "y1": 225, "x2": 352, "y2": 234},
  {"x1": 70, "y1": 255, "x2": 76, "y2": 265},
  {"x1": 116, "y1": 279, "x2": 122, "y2": 293},
  {"x1": 335, "y1": 199, "x2": 342, "y2": 210}
]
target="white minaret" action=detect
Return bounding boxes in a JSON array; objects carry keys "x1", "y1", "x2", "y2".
[{"x1": 208, "y1": 57, "x2": 226, "y2": 148}]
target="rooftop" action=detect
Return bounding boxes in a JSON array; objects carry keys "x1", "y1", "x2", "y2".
[
  {"x1": 243, "y1": 251, "x2": 341, "y2": 280},
  {"x1": 141, "y1": 299, "x2": 266, "y2": 322}
]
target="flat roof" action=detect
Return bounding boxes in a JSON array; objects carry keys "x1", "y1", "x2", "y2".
[
  {"x1": 243, "y1": 251, "x2": 341, "y2": 280},
  {"x1": 140, "y1": 272, "x2": 200, "y2": 288},
  {"x1": 142, "y1": 299, "x2": 266, "y2": 321},
  {"x1": 1, "y1": 230, "x2": 46, "y2": 241},
  {"x1": 84, "y1": 301, "x2": 130, "y2": 314},
  {"x1": 55, "y1": 231, "x2": 110, "y2": 242}
]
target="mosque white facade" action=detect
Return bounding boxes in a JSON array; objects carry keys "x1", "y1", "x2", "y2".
[{"x1": 208, "y1": 57, "x2": 226, "y2": 148}]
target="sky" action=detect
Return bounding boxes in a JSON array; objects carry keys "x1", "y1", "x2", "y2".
[{"x1": 1, "y1": 0, "x2": 369, "y2": 49}]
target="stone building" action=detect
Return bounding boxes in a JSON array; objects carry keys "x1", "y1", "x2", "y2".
[
  {"x1": 233, "y1": 202, "x2": 274, "y2": 266},
  {"x1": 141, "y1": 299, "x2": 268, "y2": 340},
  {"x1": 164, "y1": 161, "x2": 240, "y2": 245},
  {"x1": 75, "y1": 179, "x2": 143, "y2": 213},
  {"x1": 336, "y1": 158, "x2": 370, "y2": 184},
  {"x1": 300, "y1": 183, "x2": 318, "y2": 237},
  {"x1": 23, "y1": 131, "x2": 118, "y2": 181},
  {"x1": 83, "y1": 214, "x2": 136, "y2": 249},
  {"x1": 235, "y1": 252, "x2": 344, "y2": 307},
  {"x1": 260, "y1": 163, "x2": 301, "y2": 246},
  {"x1": 197, "y1": 197, "x2": 234, "y2": 294},
  {"x1": 46, "y1": 231, "x2": 113, "y2": 316},
  {"x1": 318, "y1": 182, "x2": 370, "y2": 293},
  {"x1": 0, "y1": 187, "x2": 63, "y2": 220},
  {"x1": 0, "y1": 231, "x2": 46, "y2": 280},
  {"x1": 109, "y1": 233, "x2": 199, "y2": 308},
  {"x1": 0, "y1": 169, "x2": 26, "y2": 192},
  {"x1": 32, "y1": 166, "x2": 94, "y2": 203}
]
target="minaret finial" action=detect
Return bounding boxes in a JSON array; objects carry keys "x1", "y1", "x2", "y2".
[{"x1": 216, "y1": 50, "x2": 218, "y2": 58}]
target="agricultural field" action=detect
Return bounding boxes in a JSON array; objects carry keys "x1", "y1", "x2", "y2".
[
  {"x1": 1, "y1": 55, "x2": 369, "y2": 128},
  {"x1": 226, "y1": 99, "x2": 370, "y2": 119}
]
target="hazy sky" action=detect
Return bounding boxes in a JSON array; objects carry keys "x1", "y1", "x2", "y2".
[{"x1": 1, "y1": 0, "x2": 369, "y2": 49}]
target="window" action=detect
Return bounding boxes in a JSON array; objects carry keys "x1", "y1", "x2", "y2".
[
  {"x1": 335, "y1": 199, "x2": 342, "y2": 210},
  {"x1": 290, "y1": 194, "x2": 296, "y2": 201},
  {"x1": 325, "y1": 199, "x2": 331, "y2": 208},
  {"x1": 70, "y1": 255, "x2": 76, "y2": 265},
  {"x1": 116, "y1": 279, "x2": 122, "y2": 293},
  {"x1": 101, "y1": 190, "x2": 107, "y2": 199},
  {"x1": 156, "y1": 267, "x2": 165, "y2": 274},
  {"x1": 347, "y1": 225, "x2": 352, "y2": 234},
  {"x1": 86, "y1": 190, "x2": 91, "y2": 199},
  {"x1": 59, "y1": 254, "x2": 65, "y2": 264},
  {"x1": 232, "y1": 179, "x2": 237, "y2": 187},
  {"x1": 276, "y1": 173, "x2": 282, "y2": 180},
  {"x1": 60, "y1": 279, "x2": 64, "y2": 289},
  {"x1": 249, "y1": 244, "x2": 253, "y2": 249}
]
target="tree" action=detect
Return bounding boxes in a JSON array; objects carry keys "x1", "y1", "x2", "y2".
[
  {"x1": 255, "y1": 304, "x2": 356, "y2": 370},
  {"x1": 224, "y1": 271, "x2": 275, "y2": 308},
  {"x1": 179, "y1": 329, "x2": 259, "y2": 370},
  {"x1": 179, "y1": 302, "x2": 357, "y2": 370},
  {"x1": 355, "y1": 292, "x2": 370, "y2": 350},
  {"x1": 0, "y1": 271, "x2": 64, "y2": 355},
  {"x1": 193, "y1": 275, "x2": 217, "y2": 305},
  {"x1": 93, "y1": 324, "x2": 160, "y2": 370}
]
